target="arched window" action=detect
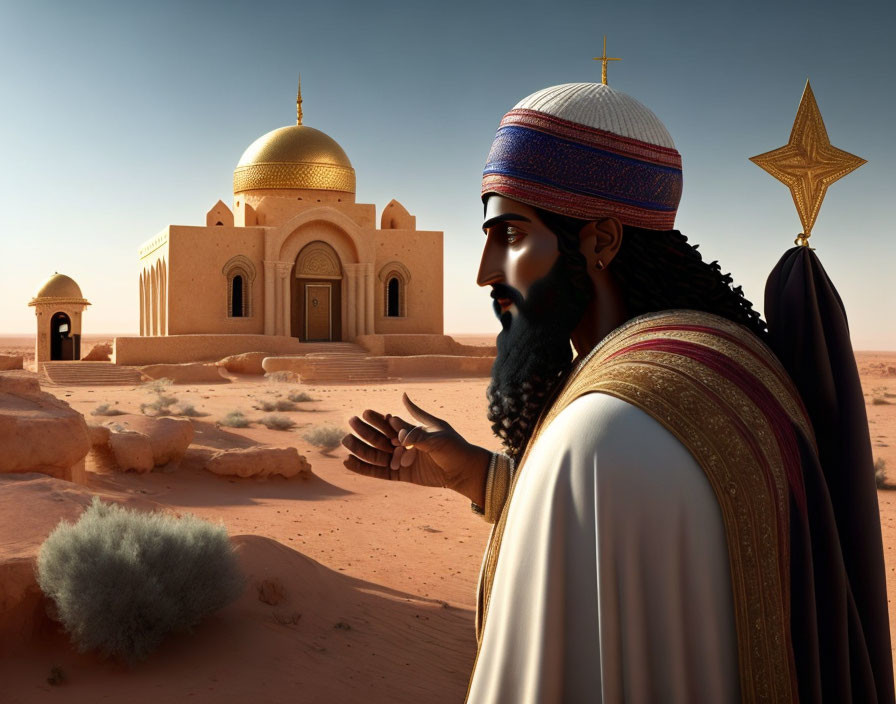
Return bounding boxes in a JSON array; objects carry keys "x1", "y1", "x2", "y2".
[
  {"x1": 232, "y1": 275, "x2": 244, "y2": 317},
  {"x1": 378, "y1": 261, "x2": 411, "y2": 318},
  {"x1": 387, "y1": 277, "x2": 400, "y2": 317},
  {"x1": 222, "y1": 255, "x2": 257, "y2": 318}
]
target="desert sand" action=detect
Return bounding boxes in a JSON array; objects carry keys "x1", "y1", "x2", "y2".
[{"x1": 1, "y1": 337, "x2": 895, "y2": 703}]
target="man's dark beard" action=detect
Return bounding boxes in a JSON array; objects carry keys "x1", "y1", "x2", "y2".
[{"x1": 486, "y1": 253, "x2": 593, "y2": 463}]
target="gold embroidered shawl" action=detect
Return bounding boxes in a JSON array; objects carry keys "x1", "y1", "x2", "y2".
[{"x1": 472, "y1": 310, "x2": 815, "y2": 703}]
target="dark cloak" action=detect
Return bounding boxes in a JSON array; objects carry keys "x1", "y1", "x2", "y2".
[{"x1": 766, "y1": 245, "x2": 894, "y2": 703}]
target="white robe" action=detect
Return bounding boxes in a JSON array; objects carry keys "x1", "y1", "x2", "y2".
[{"x1": 467, "y1": 393, "x2": 740, "y2": 703}]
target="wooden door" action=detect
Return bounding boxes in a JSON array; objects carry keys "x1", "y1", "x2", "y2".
[{"x1": 305, "y1": 284, "x2": 332, "y2": 341}]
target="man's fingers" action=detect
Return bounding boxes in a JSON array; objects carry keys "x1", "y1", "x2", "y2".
[
  {"x1": 402, "y1": 393, "x2": 447, "y2": 427},
  {"x1": 403, "y1": 425, "x2": 427, "y2": 448},
  {"x1": 348, "y1": 416, "x2": 394, "y2": 453},
  {"x1": 341, "y1": 433, "x2": 392, "y2": 467},
  {"x1": 400, "y1": 447, "x2": 417, "y2": 467},
  {"x1": 343, "y1": 455, "x2": 396, "y2": 481},
  {"x1": 387, "y1": 414, "x2": 414, "y2": 436},
  {"x1": 390, "y1": 445, "x2": 405, "y2": 471},
  {"x1": 361, "y1": 409, "x2": 399, "y2": 440}
]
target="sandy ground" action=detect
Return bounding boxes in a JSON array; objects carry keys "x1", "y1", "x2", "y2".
[{"x1": 1, "y1": 340, "x2": 895, "y2": 702}]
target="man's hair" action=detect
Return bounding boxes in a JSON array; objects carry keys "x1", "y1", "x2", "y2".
[{"x1": 536, "y1": 209, "x2": 769, "y2": 341}]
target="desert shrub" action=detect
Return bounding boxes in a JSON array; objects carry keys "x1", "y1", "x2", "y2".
[
  {"x1": 253, "y1": 399, "x2": 298, "y2": 412},
  {"x1": 36, "y1": 497, "x2": 244, "y2": 665},
  {"x1": 169, "y1": 402, "x2": 204, "y2": 418},
  {"x1": 143, "y1": 378, "x2": 173, "y2": 394},
  {"x1": 302, "y1": 425, "x2": 346, "y2": 452},
  {"x1": 91, "y1": 403, "x2": 126, "y2": 417},
  {"x1": 219, "y1": 411, "x2": 250, "y2": 428},
  {"x1": 287, "y1": 391, "x2": 316, "y2": 403},
  {"x1": 141, "y1": 395, "x2": 204, "y2": 417},
  {"x1": 875, "y1": 458, "x2": 891, "y2": 489},
  {"x1": 258, "y1": 414, "x2": 295, "y2": 431},
  {"x1": 266, "y1": 371, "x2": 297, "y2": 383},
  {"x1": 140, "y1": 394, "x2": 178, "y2": 416}
]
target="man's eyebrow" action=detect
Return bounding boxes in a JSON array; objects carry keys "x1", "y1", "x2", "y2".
[{"x1": 481, "y1": 213, "x2": 532, "y2": 232}]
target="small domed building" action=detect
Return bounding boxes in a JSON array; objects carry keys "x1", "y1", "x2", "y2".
[
  {"x1": 28, "y1": 273, "x2": 90, "y2": 363},
  {"x1": 134, "y1": 84, "x2": 444, "y2": 358}
]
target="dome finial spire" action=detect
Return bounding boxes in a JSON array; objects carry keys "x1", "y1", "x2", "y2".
[
  {"x1": 296, "y1": 74, "x2": 303, "y2": 126},
  {"x1": 592, "y1": 36, "x2": 621, "y2": 85}
]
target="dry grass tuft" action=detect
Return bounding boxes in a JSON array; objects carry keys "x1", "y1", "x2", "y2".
[
  {"x1": 253, "y1": 399, "x2": 298, "y2": 412},
  {"x1": 287, "y1": 391, "x2": 316, "y2": 403},
  {"x1": 219, "y1": 411, "x2": 250, "y2": 428},
  {"x1": 91, "y1": 403, "x2": 126, "y2": 417},
  {"x1": 875, "y1": 458, "x2": 892, "y2": 490},
  {"x1": 258, "y1": 414, "x2": 296, "y2": 431},
  {"x1": 302, "y1": 425, "x2": 346, "y2": 453}
]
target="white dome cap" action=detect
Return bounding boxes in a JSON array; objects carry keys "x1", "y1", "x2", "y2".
[{"x1": 514, "y1": 82, "x2": 676, "y2": 149}]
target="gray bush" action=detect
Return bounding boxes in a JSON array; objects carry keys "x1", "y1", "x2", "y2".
[
  {"x1": 254, "y1": 399, "x2": 297, "y2": 412},
  {"x1": 302, "y1": 425, "x2": 346, "y2": 452},
  {"x1": 875, "y1": 458, "x2": 891, "y2": 489},
  {"x1": 287, "y1": 391, "x2": 316, "y2": 403},
  {"x1": 265, "y1": 371, "x2": 297, "y2": 383},
  {"x1": 258, "y1": 414, "x2": 295, "y2": 431},
  {"x1": 91, "y1": 403, "x2": 126, "y2": 417},
  {"x1": 143, "y1": 378, "x2": 174, "y2": 394},
  {"x1": 36, "y1": 497, "x2": 245, "y2": 665},
  {"x1": 219, "y1": 411, "x2": 250, "y2": 428}
]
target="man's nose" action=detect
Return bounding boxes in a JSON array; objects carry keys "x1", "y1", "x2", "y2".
[{"x1": 477, "y1": 238, "x2": 504, "y2": 287}]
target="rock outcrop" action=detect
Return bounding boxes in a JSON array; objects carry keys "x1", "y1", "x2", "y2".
[
  {"x1": 140, "y1": 363, "x2": 229, "y2": 384},
  {"x1": 216, "y1": 351, "x2": 268, "y2": 375},
  {"x1": 205, "y1": 446, "x2": 311, "y2": 479},
  {"x1": 0, "y1": 355, "x2": 23, "y2": 370},
  {"x1": 0, "y1": 372, "x2": 89, "y2": 483},
  {"x1": 81, "y1": 342, "x2": 113, "y2": 361},
  {"x1": 108, "y1": 430, "x2": 155, "y2": 473},
  {"x1": 124, "y1": 416, "x2": 194, "y2": 466},
  {"x1": 95, "y1": 416, "x2": 195, "y2": 472}
]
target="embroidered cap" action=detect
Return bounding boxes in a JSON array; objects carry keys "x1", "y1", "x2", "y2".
[{"x1": 482, "y1": 83, "x2": 683, "y2": 230}]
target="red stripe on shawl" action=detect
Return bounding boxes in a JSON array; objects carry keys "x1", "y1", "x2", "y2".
[
  {"x1": 608, "y1": 337, "x2": 808, "y2": 517},
  {"x1": 627, "y1": 322, "x2": 814, "y2": 434}
]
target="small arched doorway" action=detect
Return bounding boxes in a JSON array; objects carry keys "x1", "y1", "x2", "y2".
[
  {"x1": 387, "y1": 277, "x2": 400, "y2": 317},
  {"x1": 292, "y1": 241, "x2": 343, "y2": 341},
  {"x1": 50, "y1": 312, "x2": 76, "y2": 360}
]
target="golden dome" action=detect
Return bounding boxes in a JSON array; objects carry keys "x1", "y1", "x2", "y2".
[
  {"x1": 233, "y1": 124, "x2": 355, "y2": 194},
  {"x1": 29, "y1": 273, "x2": 90, "y2": 305}
]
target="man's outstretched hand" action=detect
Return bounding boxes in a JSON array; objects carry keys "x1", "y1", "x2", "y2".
[{"x1": 342, "y1": 393, "x2": 491, "y2": 506}]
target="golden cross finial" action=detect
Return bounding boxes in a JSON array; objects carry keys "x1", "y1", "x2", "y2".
[
  {"x1": 750, "y1": 80, "x2": 866, "y2": 246},
  {"x1": 296, "y1": 74, "x2": 303, "y2": 125},
  {"x1": 592, "y1": 36, "x2": 621, "y2": 85}
]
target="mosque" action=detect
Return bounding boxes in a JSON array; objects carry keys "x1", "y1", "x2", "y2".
[
  {"x1": 29, "y1": 83, "x2": 493, "y2": 374},
  {"x1": 134, "y1": 84, "x2": 443, "y2": 349}
]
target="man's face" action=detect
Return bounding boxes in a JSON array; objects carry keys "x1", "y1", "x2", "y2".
[
  {"x1": 478, "y1": 195, "x2": 593, "y2": 459},
  {"x1": 477, "y1": 195, "x2": 561, "y2": 314}
]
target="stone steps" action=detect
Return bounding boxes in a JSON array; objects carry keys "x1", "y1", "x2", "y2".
[
  {"x1": 40, "y1": 361, "x2": 145, "y2": 387},
  {"x1": 300, "y1": 354, "x2": 389, "y2": 384}
]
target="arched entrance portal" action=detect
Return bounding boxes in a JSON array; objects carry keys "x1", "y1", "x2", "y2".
[
  {"x1": 50, "y1": 311, "x2": 78, "y2": 360},
  {"x1": 292, "y1": 241, "x2": 343, "y2": 341}
]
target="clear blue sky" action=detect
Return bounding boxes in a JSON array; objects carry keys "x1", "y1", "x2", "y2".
[{"x1": 2, "y1": 0, "x2": 894, "y2": 348}]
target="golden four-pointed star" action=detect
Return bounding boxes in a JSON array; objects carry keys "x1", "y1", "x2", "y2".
[{"x1": 750, "y1": 80, "x2": 866, "y2": 240}]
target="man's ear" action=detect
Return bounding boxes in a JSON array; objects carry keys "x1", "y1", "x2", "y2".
[{"x1": 578, "y1": 217, "x2": 623, "y2": 271}]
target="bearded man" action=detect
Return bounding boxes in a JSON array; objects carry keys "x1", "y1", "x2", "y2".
[{"x1": 342, "y1": 82, "x2": 893, "y2": 703}]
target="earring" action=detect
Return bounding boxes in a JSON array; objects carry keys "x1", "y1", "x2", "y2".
[{"x1": 596, "y1": 259, "x2": 605, "y2": 270}]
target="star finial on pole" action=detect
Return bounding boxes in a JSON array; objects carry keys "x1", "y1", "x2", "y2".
[
  {"x1": 750, "y1": 80, "x2": 865, "y2": 246},
  {"x1": 592, "y1": 36, "x2": 621, "y2": 86},
  {"x1": 296, "y1": 74, "x2": 303, "y2": 126}
]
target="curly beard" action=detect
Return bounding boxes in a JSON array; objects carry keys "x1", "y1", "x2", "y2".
[{"x1": 486, "y1": 253, "x2": 593, "y2": 463}]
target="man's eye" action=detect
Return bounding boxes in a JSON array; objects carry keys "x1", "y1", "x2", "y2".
[{"x1": 505, "y1": 226, "x2": 524, "y2": 244}]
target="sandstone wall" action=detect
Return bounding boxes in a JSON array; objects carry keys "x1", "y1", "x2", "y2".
[{"x1": 114, "y1": 334, "x2": 306, "y2": 365}]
